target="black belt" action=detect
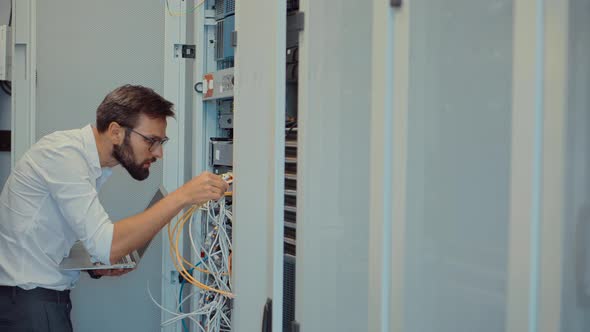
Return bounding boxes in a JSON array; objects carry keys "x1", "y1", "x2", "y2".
[{"x1": 0, "y1": 285, "x2": 71, "y2": 304}]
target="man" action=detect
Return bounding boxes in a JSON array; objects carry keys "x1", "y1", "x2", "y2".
[{"x1": 0, "y1": 85, "x2": 228, "y2": 331}]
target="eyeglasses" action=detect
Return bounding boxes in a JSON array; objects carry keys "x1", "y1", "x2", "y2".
[{"x1": 125, "y1": 127, "x2": 169, "y2": 152}]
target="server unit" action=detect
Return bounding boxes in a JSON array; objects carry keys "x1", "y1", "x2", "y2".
[
  {"x1": 203, "y1": 67, "x2": 235, "y2": 101},
  {"x1": 215, "y1": 15, "x2": 235, "y2": 69},
  {"x1": 215, "y1": 0, "x2": 236, "y2": 20}
]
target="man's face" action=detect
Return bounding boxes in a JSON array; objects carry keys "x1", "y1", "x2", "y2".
[{"x1": 112, "y1": 114, "x2": 167, "y2": 181}]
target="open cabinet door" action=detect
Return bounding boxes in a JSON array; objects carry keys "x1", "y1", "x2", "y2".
[
  {"x1": 161, "y1": 0, "x2": 286, "y2": 330},
  {"x1": 369, "y1": 0, "x2": 570, "y2": 331},
  {"x1": 232, "y1": 0, "x2": 286, "y2": 331},
  {"x1": 561, "y1": 1, "x2": 590, "y2": 331},
  {"x1": 295, "y1": 1, "x2": 373, "y2": 331},
  {"x1": 374, "y1": 1, "x2": 517, "y2": 330}
]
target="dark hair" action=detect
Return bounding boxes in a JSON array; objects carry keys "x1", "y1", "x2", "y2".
[{"x1": 96, "y1": 85, "x2": 175, "y2": 132}]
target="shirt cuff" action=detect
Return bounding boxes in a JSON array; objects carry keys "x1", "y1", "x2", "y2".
[{"x1": 88, "y1": 221, "x2": 114, "y2": 265}]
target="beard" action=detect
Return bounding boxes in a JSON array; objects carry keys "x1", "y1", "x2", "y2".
[{"x1": 112, "y1": 134, "x2": 155, "y2": 181}]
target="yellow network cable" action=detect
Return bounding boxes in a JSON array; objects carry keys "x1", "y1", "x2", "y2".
[
  {"x1": 165, "y1": 0, "x2": 207, "y2": 17},
  {"x1": 171, "y1": 205, "x2": 210, "y2": 274},
  {"x1": 167, "y1": 173, "x2": 234, "y2": 296},
  {"x1": 171, "y1": 199, "x2": 231, "y2": 276},
  {"x1": 170, "y1": 196, "x2": 232, "y2": 275},
  {"x1": 168, "y1": 198, "x2": 234, "y2": 298},
  {"x1": 167, "y1": 213, "x2": 233, "y2": 297}
]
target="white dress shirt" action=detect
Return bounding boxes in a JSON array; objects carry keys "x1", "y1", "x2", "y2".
[{"x1": 0, "y1": 125, "x2": 114, "y2": 290}]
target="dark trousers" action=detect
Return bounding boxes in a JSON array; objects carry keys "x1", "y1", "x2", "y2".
[{"x1": 0, "y1": 286, "x2": 73, "y2": 332}]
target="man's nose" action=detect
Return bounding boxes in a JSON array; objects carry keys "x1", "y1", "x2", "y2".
[{"x1": 152, "y1": 144, "x2": 164, "y2": 159}]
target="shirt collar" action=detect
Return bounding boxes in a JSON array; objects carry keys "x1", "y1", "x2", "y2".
[{"x1": 81, "y1": 124, "x2": 108, "y2": 180}]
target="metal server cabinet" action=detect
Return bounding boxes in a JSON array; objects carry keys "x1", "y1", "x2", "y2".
[
  {"x1": 166, "y1": 0, "x2": 287, "y2": 331},
  {"x1": 165, "y1": 1, "x2": 373, "y2": 331},
  {"x1": 163, "y1": 0, "x2": 285, "y2": 330}
]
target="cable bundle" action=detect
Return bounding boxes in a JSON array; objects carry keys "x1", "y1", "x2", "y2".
[{"x1": 150, "y1": 174, "x2": 234, "y2": 332}]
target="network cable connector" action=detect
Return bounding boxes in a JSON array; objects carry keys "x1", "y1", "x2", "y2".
[{"x1": 221, "y1": 172, "x2": 233, "y2": 184}]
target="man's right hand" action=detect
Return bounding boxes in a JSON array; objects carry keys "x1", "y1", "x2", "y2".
[{"x1": 179, "y1": 171, "x2": 229, "y2": 206}]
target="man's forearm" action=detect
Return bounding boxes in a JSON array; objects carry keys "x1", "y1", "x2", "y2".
[{"x1": 109, "y1": 189, "x2": 188, "y2": 264}]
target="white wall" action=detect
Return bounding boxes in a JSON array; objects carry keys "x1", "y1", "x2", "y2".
[{"x1": 34, "y1": 1, "x2": 165, "y2": 331}]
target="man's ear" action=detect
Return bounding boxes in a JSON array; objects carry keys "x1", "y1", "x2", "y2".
[{"x1": 107, "y1": 122, "x2": 125, "y2": 145}]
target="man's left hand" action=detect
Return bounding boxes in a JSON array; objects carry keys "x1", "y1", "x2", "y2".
[{"x1": 88, "y1": 268, "x2": 133, "y2": 279}]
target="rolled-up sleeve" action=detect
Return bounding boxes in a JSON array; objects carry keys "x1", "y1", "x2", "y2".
[{"x1": 32, "y1": 146, "x2": 114, "y2": 265}]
